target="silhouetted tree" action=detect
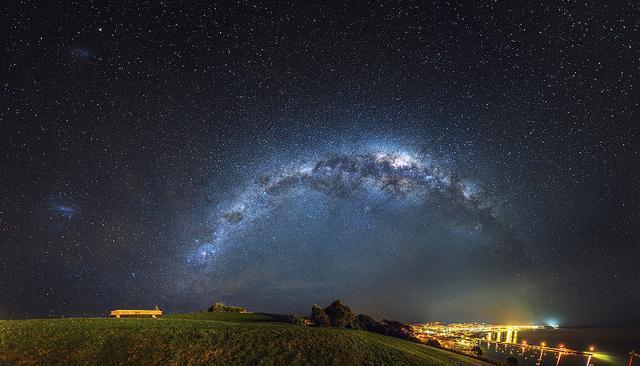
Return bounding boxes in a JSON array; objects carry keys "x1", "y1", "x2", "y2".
[
  {"x1": 426, "y1": 339, "x2": 441, "y2": 348},
  {"x1": 323, "y1": 300, "x2": 355, "y2": 328},
  {"x1": 207, "y1": 302, "x2": 247, "y2": 313},
  {"x1": 311, "y1": 302, "x2": 418, "y2": 342},
  {"x1": 472, "y1": 345, "x2": 483, "y2": 356},
  {"x1": 379, "y1": 319, "x2": 420, "y2": 342},
  {"x1": 311, "y1": 304, "x2": 322, "y2": 318},
  {"x1": 310, "y1": 304, "x2": 331, "y2": 327},
  {"x1": 356, "y1": 314, "x2": 378, "y2": 331}
]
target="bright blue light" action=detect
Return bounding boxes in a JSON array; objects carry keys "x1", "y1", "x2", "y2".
[{"x1": 545, "y1": 319, "x2": 560, "y2": 328}]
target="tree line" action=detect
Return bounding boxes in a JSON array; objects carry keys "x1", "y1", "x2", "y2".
[{"x1": 304, "y1": 300, "x2": 421, "y2": 343}]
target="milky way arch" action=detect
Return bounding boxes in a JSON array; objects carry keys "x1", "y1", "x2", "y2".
[{"x1": 188, "y1": 146, "x2": 499, "y2": 266}]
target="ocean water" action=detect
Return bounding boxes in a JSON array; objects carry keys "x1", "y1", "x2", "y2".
[{"x1": 478, "y1": 328, "x2": 640, "y2": 366}]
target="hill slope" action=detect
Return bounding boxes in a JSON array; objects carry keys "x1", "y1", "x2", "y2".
[{"x1": 0, "y1": 312, "x2": 490, "y2": 365}]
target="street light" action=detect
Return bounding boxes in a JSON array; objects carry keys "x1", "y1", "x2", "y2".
[{"x1": 586, "y1": 347, "x2": 595, "y2": 366}]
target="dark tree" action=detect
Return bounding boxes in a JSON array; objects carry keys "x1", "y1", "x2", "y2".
[
  {"x1": 354, "y1": 313, "x2": 419, "y2": 342},
  {"x1": 426, "y1": 339, "x2": 441, "y2": 348},
  {"x1": 356, "y1": 314, "x2": 378, "y2": 331},
  {"x1": 207, "y1": 302, "x2": 247, "y2": 313},
  {"x1": 472, "y1": 345, "x2": 483, "y2": 356},
  {"x1": 311, "y1": 304, "x2": 322, "y2": 319},
  {"x1": 323, "y1": 300, "x2": 356, "y2": 328},
  {"x1": 379, "y1": 319, "x2": 418, "y2": 341},
  {"x1": 311, "y1": 302, "x2": 418, "y2": 342},
  {"x1": 310, "y1": 304, "x2": 331, "y2": 327}
]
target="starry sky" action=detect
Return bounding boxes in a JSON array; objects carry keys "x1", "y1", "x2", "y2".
[{"x1": 2, "y1": 1, "x2": 639, "y2": 325}]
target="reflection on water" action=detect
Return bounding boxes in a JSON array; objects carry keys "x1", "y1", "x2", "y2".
[
  {"x1": 479, "y1": 328, "x2": 640, "y2": 366},
  {"x1": 487, "y1": 329, "x2": 519, "y2": 344}
]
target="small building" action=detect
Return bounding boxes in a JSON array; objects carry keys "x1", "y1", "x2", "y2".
[{"x1": 110, "y1": 306, "x2": 162, "y2": 318}]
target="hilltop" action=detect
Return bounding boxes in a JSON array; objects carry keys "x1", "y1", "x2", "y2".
[{"x1": 0, "y1": 312, "x2": 491, "y2": 365}]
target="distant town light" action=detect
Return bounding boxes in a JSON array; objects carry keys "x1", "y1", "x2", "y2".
[{"x1": 545, "y1": 319, "x2": 560, "y2": 328}]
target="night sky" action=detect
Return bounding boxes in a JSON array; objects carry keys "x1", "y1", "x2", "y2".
[{"x1": 2, "y1": 2, "x2": 639, "y2": 326}]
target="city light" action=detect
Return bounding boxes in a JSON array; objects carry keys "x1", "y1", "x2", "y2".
[{"x1": 411, "y1": 321, "x2": 593, "y2": 364}]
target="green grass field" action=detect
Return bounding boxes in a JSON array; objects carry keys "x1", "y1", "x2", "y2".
[{"x1": 0, "y1": 312, "x2": 490, "y2": 365}]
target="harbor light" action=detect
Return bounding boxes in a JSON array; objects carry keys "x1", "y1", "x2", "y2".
[{"x1": 589, "y1": 346, "x2": 595, "y2": 352}]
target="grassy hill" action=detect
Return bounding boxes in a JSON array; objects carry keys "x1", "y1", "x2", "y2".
[{"x1": 0, "y1": 312, "x2": 490, "y2": 365}]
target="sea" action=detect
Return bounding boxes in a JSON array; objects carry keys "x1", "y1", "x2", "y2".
[{"x1": 478, "y1": 328, "x2": 640, "y2": 366}]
